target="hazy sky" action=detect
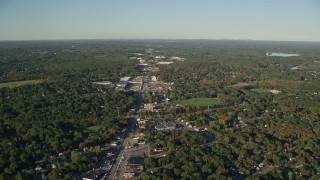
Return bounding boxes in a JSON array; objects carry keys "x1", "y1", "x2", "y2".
[{"x1": 0, "y1": 0, "x2": 319, "y2": 41}]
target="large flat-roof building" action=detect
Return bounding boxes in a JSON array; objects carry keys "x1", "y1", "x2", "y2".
[
  {"x1": 155, "y1": 121, "x2": 177, "y2": 130},
  {"x1": 120, "y1": 77, "x2": 132, "y2": 82}
]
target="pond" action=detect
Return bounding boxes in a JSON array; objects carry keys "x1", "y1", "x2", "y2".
[{"x1": 266, "y1": 52, "x2": 300, "y2": 57}]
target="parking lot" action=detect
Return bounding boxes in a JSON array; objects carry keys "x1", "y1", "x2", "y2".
[{"x1": 112, "y1": 135, "x2": 150, "y2": 179}]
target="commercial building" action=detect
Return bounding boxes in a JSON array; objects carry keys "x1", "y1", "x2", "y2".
[{"x1": 155, "y1": 121, "x2": 177, "y2": 130}]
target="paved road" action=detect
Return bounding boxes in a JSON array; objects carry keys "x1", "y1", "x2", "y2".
[
  {"x1": 107, "y1": 118, "x2": 136, "y2": 180},
  {"x1": 112, "y1": 142, "x2": 150, "y2": 179},
  {"x1": 113, "y1": 146, "x2": 147, "y2": 180}
]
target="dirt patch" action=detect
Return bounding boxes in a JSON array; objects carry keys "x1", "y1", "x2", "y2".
[{"x1": 263, "y1": 79, "x2": 302, "y2": 85}]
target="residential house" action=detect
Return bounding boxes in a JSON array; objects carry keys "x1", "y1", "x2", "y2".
[{"x1": 144, "y1": 103, "x2": 155, "y2": 111}]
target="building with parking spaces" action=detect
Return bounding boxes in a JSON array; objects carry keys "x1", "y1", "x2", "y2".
[
  {"x1": 126, "y1": 156, "x2": 144, "y2": 172},
  {"x1": 155, "y1": 121, "x2": 177, "y2": 130},
  {"x1": 82, "y1": 169, "x2": 106, "y2": 180}
]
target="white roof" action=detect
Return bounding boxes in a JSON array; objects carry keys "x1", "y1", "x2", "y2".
[
  {"x1": 120, "y1": 77, "x2": 131, "y2": 81},
  {"x1": 157, "y1": 61, "x2": 174, "y2": 65}
]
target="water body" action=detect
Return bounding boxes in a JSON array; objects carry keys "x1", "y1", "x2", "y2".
[{"x1": 266, "y1": 52, "x2": 300, "y2": 57}]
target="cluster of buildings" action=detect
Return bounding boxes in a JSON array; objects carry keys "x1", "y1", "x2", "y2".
[
  {"x1": 93, "y1": 76, "x2": 143, "y2": 92},
  {"x1": 137, "y1": 118, "x2": 148, "y2": 129},
  {"x1": 88, "y1": 48, "x2": 186, "y2": 179},
  {"x1": 92, "y1": 48, "x2": 185, "y2": 94},
  {"x1": 120, "y1": 133, "x2": 148, "y2": 179},
  {"x1": 93, "y1": 75, "x2": 172, "y2": 93},
  {"x1": 123, "y1": 156, "x2": 145, "y2": 179}
]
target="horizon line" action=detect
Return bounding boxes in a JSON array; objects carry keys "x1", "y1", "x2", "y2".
[{"x1": 0, "y1": 38, "x2": 320, "y2": 43}]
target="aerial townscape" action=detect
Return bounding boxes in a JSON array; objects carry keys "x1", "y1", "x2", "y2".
[
  {"x1": 1, "y1": 0, "x2": 320, "y2": 180},
  {"x1": 0, "y1": 40, "x2": 320, "y2": 179}
]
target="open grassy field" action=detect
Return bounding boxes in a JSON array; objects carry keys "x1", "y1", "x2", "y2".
[
  {"x1": 0, "y1": 80, "x2": 43, "y2": 88},
  {"x1": 174, "y1": 98, "x2": 219, "y2": 106},
  {"x1": 87, "y1": 125, "x2": 100, "y2": 132}
]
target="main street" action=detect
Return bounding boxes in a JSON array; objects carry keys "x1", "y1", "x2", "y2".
[
  {"x1": 107, "y1": 118, "x2": 136, "y2": 180},
  {"x1": 113, "y1": 144, "x2": 150, "y2": 180},
  {"x1": 107, "y1": 49, "x2": 156, "y2": 179}
]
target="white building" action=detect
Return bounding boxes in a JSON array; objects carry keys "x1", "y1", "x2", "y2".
[{"x1": 120, "y1": 77, "x2": 131, "y2": 82}]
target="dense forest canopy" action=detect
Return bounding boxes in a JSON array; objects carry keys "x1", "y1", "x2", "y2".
[{"x1": 0, "y1": 40, "x2": 320, "y2": 179}]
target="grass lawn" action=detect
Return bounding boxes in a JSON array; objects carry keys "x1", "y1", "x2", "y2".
[
  {"x1": 0, "y1": 80, "x2": 43, "y2": 88},
  {"x1": 174, "y1": 98, "x2": 219, "y2": 106},
  {"x1": 87, "y1": 125, "x2": 100, "y2": 132}
]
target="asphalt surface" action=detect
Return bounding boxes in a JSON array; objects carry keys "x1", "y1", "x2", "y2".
[{"x1": 107, "y1": 118, "x2": 136, "y2": 180}]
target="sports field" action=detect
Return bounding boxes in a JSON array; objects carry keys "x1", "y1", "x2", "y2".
[
  {"x1": 0, "y1": 80, "x2": 43, "y2": 88},
  {"x1": 174, "y1": 98, "x2": 219, "y2": 106}
]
